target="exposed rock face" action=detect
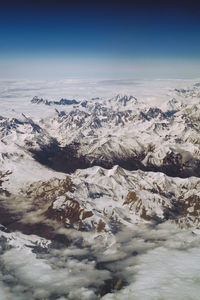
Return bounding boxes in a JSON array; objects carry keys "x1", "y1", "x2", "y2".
[{"x1": 1, "y1": 165, "x2": 199, "y2": 239}]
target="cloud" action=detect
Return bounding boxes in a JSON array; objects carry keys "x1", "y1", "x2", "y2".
[
  {"x1": 1, "y1": 222, "x2": 200, "y2": 299},
  {"x1": 101, "y1": 223, "x2": 200, "y2": 300},
  {"x1": 0, "y1": 233, "x2": 110, "y2": 300}
]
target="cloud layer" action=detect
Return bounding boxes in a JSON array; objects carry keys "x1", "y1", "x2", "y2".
[{"x1": 1, "y1": 223, "x2": 200, "y2": 300}]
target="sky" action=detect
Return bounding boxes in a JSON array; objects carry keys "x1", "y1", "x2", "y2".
[{"x1": 1, "y1": 0, "x2": 200, "y2": 79}]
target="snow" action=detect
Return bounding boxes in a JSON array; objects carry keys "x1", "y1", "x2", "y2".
[{"x1": 0, "y1": 78, "x2": 200, "y2": 299}]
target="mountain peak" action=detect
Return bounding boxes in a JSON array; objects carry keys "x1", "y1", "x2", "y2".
[{"x1": 114, "y1": 94, "x2": 138, "y2": 106}]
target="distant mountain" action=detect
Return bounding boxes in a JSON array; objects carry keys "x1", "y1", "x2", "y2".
[{"x1": 31, "y1": 96, "x2": 80, "y2": 106}]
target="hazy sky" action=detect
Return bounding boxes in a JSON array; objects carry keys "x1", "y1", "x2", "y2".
[{"x1": 1, "y1": 0, "x2": 200, "y2": 79}]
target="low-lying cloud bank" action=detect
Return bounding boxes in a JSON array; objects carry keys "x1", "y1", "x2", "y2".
[{"x1": 1, "y1": 222, "x2": 200, "y2": 300}]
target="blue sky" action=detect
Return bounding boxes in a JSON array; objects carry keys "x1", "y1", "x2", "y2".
[{"x1": 1, "y1": 0, "x2": 200, "y2": 79}]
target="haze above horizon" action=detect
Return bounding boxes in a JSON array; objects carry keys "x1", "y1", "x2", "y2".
[{"x1": 1, "y1": 0, "x2": 200, "y2": 79}]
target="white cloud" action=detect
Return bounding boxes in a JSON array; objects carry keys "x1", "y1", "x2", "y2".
[{"x1": 1, "y1": 223, "x2": 200, "y2": 299}]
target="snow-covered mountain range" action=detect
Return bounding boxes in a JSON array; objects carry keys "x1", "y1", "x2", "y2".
[{"x1": 0, "y1": 80, "x2": 200, "y2": 299}]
